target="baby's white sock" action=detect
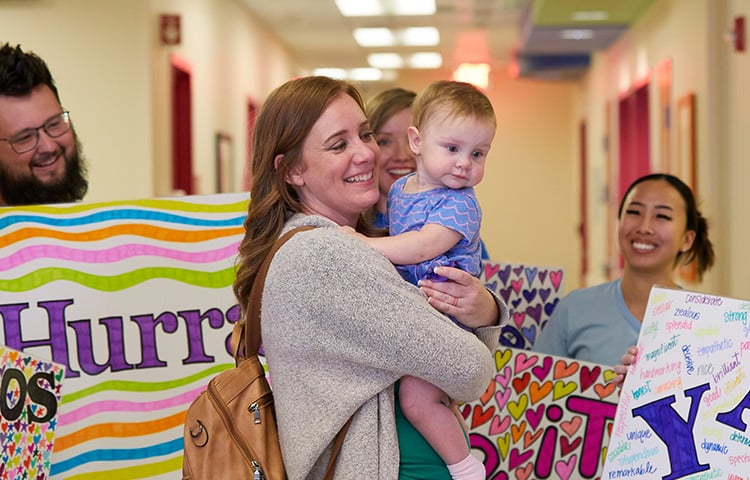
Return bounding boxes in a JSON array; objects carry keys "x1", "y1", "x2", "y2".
[{"x1": 447, "y1": 453, "x2": 485, "y2": 480}]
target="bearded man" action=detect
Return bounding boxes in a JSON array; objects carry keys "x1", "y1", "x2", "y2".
[{"x1": 0, "y1": 43, "x2": 88, "y2": 206}]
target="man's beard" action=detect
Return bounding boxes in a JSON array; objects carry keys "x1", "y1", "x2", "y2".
[{"x1": 0, "y1": 135, "x2": 89, "y2": 206}]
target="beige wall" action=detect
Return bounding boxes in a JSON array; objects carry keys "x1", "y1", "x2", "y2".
[
  {"x1": 0, "y1": 0, "x2": 153, "y2": 202},
  {"x1": 3, "y1": 0, "x2": 749, "y2": 300},
  {"x1": 576, "y1": 0, "x2": 748, "y2": 298}
]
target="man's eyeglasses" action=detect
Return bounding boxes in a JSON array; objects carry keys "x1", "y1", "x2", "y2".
[{"x1": 0, "y1": 111, "x2": 71, "y2": 154}]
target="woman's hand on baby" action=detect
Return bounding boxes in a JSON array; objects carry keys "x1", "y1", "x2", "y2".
[{"x1": 419, "y1": 266, "x2": 497, "y2": 329}]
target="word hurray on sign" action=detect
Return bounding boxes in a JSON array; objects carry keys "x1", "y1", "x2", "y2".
[
  {"x1": 0, "y1": 194, "x2": 248, "y2": 479},
  {"x1": 465, "y1": 347, "x2": 619, "y2": 480},
  {"x1": 0, "y1": 346, "x2": 65, "y2": 480},
  {"x1": 481, "y1": 262, "x2": 565, "y2": 350},
  {"x1": 602, "y1": 286, "x2": 750, "y2": 480}
]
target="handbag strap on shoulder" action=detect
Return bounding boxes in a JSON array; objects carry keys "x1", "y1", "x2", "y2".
[{"x1": 245, "y1": 225, "x2": 315, "y2": 356}]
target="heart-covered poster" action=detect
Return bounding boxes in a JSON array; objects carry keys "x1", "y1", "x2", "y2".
[
  {"x1": 481, "y1": 262, "x2": 565, "y2": 350},
  {"x1": 601, "y1": 286, "x2": 750, "y2": 479},
  {"x1": 465, "y1": 347, "x2": 619, "y2": 480},
  {"x1": 0, "y1": 346, "x2": 65, "y2": 479}
]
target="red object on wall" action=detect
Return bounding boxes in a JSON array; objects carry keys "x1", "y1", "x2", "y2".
[
  {"x1": 160, "y1": 15, "x2": 181, "y2": 45},
  {"x1": 735, "y1": 16, "x2": 745, "y2": 52}
]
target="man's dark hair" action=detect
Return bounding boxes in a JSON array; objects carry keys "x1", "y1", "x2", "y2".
[{"x1": 0, "y1": 43, "x2": 60, "y2": 100}]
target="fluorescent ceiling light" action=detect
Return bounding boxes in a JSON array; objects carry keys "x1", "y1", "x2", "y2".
[
  {"x1": 368, "y1": 53, "x2": 404, "y2": 69},
  {"x1": 350, "y1": 68, "x2": 383, "y2": 81},
  {"x1": 561, "y1": 29, "x2": 594, "y2": 40},
  {"x1": 400, "y1": 27, "x2": 439, "y2": 46},
  {"x1": 391, "y1": 0, "x2": 436, "y2": 16},
  {"x1": 354, "y1": 28, "x2": 396, "y2": 47},
  {"x1": 336, "y1": 0, "x2": 435, "y2": 17},
  {"x1": 408, "y1": 52, "x2": 442, "y2": 69},
  {"x1": 313, "y1": 68, "x2": 347, "y2": 79},
  {"x1": 335, "y1": 0, "x2": 383, "y2": 16},
  {"x1": 571, "y1": 10, "x2": 608, "y2": 22}
]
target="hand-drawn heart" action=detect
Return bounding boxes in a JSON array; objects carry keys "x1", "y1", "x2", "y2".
[
  {"x1": 514, "y1": 462, "x2": 533, "y2": 480},
  {"x1": 507, "y1": 394, "x2": 529, "y2": 420},
  {"x1": 486, "y1": 280, "x2": 498, "y2": 293},
  {"x1": 511, "y1": 421, "x2": 526, "y2": 443},
  {"x1": 550, "y1": 270, "x2": 563, "y2": 291},
  {"x1": 495, "y1": 349, "x2": 512, "y2": 370},
  {"x1": 461, "y1": 404, "x2": 471, "y2": 419},
  {"x1": 508, "y1": 448, "x2": 534, "y2": 470},
  {"x1": 511, "y1": 278, "x2": 523, "y2": 293},
  {"x1": 512, "y1": 372, "x2": 531, "y2": 394},
  {"x1": 555, "y1": 453, "x2": 577, "y2": 480},
  {"x1": 560, "y1": 435, "x2": 582, "y2": 456},
  {"x1": 544, "y1": 298, "x2": 560, "y2": 316},
  {"x1": 523, "y1": 428, "x2": 543, "y2": 448},
  {"x1": 511, "y1": 298, "x2": 523, "y2": 309},
  {"x1": 512, "y1": 265, "x2": 524, "y2": 276},
  {"x1": 496, "y1": 432, "x2": 511, "y2": 460},
  {"x1": 480, "y1": 379, "x2": 496, "y2": 405},
  {"x1": 603, "y1": 369, "x2": 616, "y2": 382},
  {"x1": 489, "y1": 415, "x2": 511, "y2": 435},
  {"x1": 538, "y1": 269, "x2": 547, "y2": 283},
  {"x1": 498, "y1": 264, "x2": 512, "y2": 284},
  {"x1": 495, "y1": 387, "x2": 511, "y2": 409},
  {"x1": 499, "y1": 287, "x2": 513, "y2": 304},
  {"x1": 526, "y1": 304, "x2": 542, "y2": 324},
  {"x1": 524, "y1": 267, "x2": 538, "y2": 285},
  {"x1": 484, "y1": 263, "x2": 501, "y2": 280},
  {"x1": 553, "y1": 359, "x2": 578, "y2": 379},
  {"x1": 579, "y1": 365, "x2": 601, "y2": 392},
  {"x1": 496, "y1": 366, "x2": 512, "y2": 388},
  {"x1": 594, "y1": 382, "x2": 617, "y2": 399},
  {"x1": 471, "y1": 405, "x2": 496, "y2": 429},
  {"x1": 525, "y1": 403, "x2": 545, "y2": 430},
  {"x1": 531, "y1": 356, "x2": 552, "y2": 380},
  {"x1": 522, "y1": 288, "x2": 537, "y2": 303},
  {"x1": 553, "y1": 380, "x2": 577, "y2": 400},
  {"x1": 561, "y1": 416, "x2": 582, "y2": 437},
  {"x1": 539, "y1": 287, "x2": 551, "y2": 302},
  {"x1": 513, "y1": 311, "x2": 526, "y2": 328},
  {"x1": 515, "y1": 353, "x2": 538, "y2": 373},
  {"x1": 521, "y1": 325, "x2": 536, "y2": 344},
  {"x1": 529, "y1": 381, "x2": 552, "y2": 405}
]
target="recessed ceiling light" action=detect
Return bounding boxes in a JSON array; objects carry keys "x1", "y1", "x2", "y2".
[
  {"x1": 354, "y1": 28, "x2": 396, "y2": 47},
  {"x1": 350, "y1": 68, "x2": 383, "y2": 81},
  {"x1": 313, "y1": 68, "x2": 347, "y2": 79},
  {"x1": 335, "y1": 0, "x2": 383, "y2": 16},
  {"x1": 336, "y1": 0, "x2": 435, "y2": 17},
  {"x1": 368, "y1": 53, "x2": 404, "y2": 69},
  {"x1": 561, "y1": 29, "x2": 594, "y2": 40},
  {"x1": 571, "y1": 10, "x2": 608, "y2": 22},
  {"x1": 400, "y1": 27, "x2": 439, "y2": 46},
  {"x1": 408, "y1": 52, "x2": 442, "y2": 69}
]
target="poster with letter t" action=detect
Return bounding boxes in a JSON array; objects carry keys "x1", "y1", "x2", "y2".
[{"x1": 601, "y1": 286, "x2": 750, "y2": 480}]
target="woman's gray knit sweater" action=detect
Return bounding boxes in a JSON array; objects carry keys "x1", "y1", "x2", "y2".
[{"x1": 261, "y1": 213, "x2": 506, "y2": 479}]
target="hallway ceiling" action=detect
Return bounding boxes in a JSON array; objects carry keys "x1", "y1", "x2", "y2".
[{"x1": 240, "y1": 0, "x2": 654, "y2": 83}]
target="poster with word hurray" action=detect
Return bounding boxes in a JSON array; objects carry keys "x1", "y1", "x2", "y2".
[
  {"x1": 464, "y1": 347, "x2": 619, "y2": 480},
  {"x1": 601, "y1": 286, "x2": 750, "y2": 479},
  {"x1": 0, "y1": 194, "x2": 247, "y2": 479}
]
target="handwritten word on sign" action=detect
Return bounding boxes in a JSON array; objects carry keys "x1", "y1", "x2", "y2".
[
  {"x1": 602, "y1": 287, "x2": 750, "y2": 479},
  {"x1": 465, "y1": 347, "x2": 619, "y2": 480}
]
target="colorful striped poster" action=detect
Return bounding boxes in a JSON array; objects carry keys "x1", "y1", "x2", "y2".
[{"x1": 0, "y1": 194, "x2": 248, "y2": 479}]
